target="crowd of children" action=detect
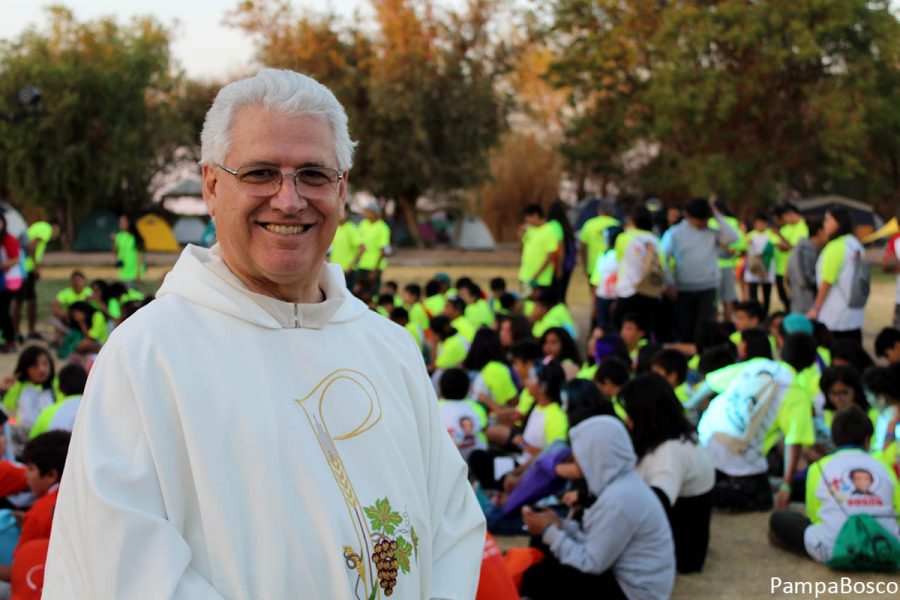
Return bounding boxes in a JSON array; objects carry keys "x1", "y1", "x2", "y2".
[{"x1": 352, "y1": 193, "x2": 900, "y2": 597}]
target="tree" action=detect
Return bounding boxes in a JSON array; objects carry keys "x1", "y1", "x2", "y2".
[
  {"x1": 547, "y1": 0, "x2": 900, "y2": 212},
  {"x1": 0, "y1": 6, "x2": 189, "y2": 246},
  {"x1": 231, "y1": 0, "x2": 510, "y2": 246}
]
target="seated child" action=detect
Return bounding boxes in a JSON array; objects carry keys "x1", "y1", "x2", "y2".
[
  {"x1": 619, "y1": 313, "x2": 648, "y2": 367},
  {"x1": 769, "y1": 406, "x2": 900, "y2": 566},
  {"x1": 621, "y1": 374, "x2": 715, "y2": 573},
  {"x1": 593, "y1": 357, "x2": 631, "y2": 421},
  {"x1": 697, "y1": 333, "x2": 818, "y2": 511},
  {"x1": 530, "y1": 287, "x2": 576, "y2": 340},
  {"x1": 400, "y1": 284, "x2": 429, "y2": 332},
  {"x1": 650, "y1": 348, "x2": 690, "y2": 405},
  {"x1": 520, "y1": 416, "x2": 675, "y2": 599},
  {"x1": 29, "y1": 364, "x2": 89, "y2": 438},
  {"x1": 1, "y1": 347, "x2": 58, "y2": 457},
  {"x1": 437, "y1": 369, "x2": 487, "y2": 461},
  {"x1": 0, "y1": 431, "x2": 71, "y2": 584},
  {"x1": 875, "y1": 327, "x2": 900, "y2": 365}
]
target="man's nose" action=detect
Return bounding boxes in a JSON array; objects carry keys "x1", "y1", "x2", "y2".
[{"x1": 270, "y1": 174, "x2": 308, "y2": 213}]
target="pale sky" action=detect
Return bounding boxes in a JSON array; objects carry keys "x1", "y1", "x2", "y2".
[{"x1": 0, "y1": 0, "x2": 370, "y2": 79}]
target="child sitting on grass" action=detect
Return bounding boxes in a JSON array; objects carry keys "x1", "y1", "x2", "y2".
[
  {"x1": 0, "y1": 431, "x2": 71, "y2": 586},
  {"x1": 769, "y1": 406, "x2": 900, "y2": 567},
  {"x1": 650, "y1": 348, "x2": 690, "y2": 406}
]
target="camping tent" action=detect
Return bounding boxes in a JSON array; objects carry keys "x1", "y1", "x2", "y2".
[
  {"x1": 172, "y1": 216, "x2": 206, "y2": 245},
  {"x1": 0, "y1": 202, "x2": 28, "y2": 240},
  {"x1": 73, "y1": 210, "x2": 118, "y2": 251},
  {"x1": 796, "y1": 196, "x2": 884, "y2": 239},
  {"x1": 136, "y1": 214, "x2": 180, "y2": 252},
  {"x1": 456, "y1": 215, "x2": 495, "y2": 251}
]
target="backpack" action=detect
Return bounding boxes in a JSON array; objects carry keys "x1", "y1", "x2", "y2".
[
  {"x1": 700, "y1": 366, "x2": 780, "y2": 454},
  {"x1": 847, "y1": 249, "x2": 870, "y2": 309},
  {"x1": 823, "y1": 464, "x2": 900, "y2": 571},
  {"x1": 635, "y1": 241, "x2": 665, "y2": 297}
]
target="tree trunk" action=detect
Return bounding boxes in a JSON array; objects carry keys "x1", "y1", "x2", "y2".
[{"x1": 396, "y1": 196, "x2": 425, "y2": 248}]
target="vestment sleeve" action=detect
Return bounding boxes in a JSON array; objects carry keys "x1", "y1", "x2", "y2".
[
  {"x1": 43, "y1": 339, "x2": 224, "y2": 599},
  {"x1": 405, "y1": 336, "x2": 486, "y2": 600}
]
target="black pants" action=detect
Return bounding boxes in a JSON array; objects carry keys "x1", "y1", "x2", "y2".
[
  {"x1": 674, "y1": 288, "x2": 716, "y2": 343},
  {"x1": 468, "y1": 449, "x2": 508, "y2": 490},
  {"x1": 831, "y1": 328, "x2": 863, "y2": 345},
  {"x1": 775, "y1": 275, "x2": 790, "y2": 311},
  {"x1": 0, "y1": 290, "x2": 14, "y2": 345},
  {"x1": 556, "y1": 267, "x2": 574, "y2": 305},
  {"x1": 614, "y1": 293, "x2": 659, "y2": 337},
  {"x1": 769, "y1": 511, "x2": 811, "y2": 556},
  {"x1": 520, "y1": 560, "x2": 626, "y2": 599},
  {"x1": 672, "y1": 491, "x2": 713, "y2": 573},
  {"x1": 748, "y1": 282, "x2": 772, "y2": 317},
  {"x1": 712, "y1": 470, "x2": 773, "y2": 512}
]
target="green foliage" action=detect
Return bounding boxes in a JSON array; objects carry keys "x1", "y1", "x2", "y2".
[
  {"x1": 546, "y1": 0, "x2": 900, "y2": 212},
  {"x1": 0, "y1": 7, "x2": 190, "y2": 245},
  {"x1": 395, "y1": 535, "x2": 412, "y2": 574},
  {"x1": 231, "y1": 0, "x2": 511, "y2": 245}
]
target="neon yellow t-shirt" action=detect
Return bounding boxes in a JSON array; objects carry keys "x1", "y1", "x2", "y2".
[
  {"x1": 518, "y1": 223, "x2": 558, "y2": 286},
  {"x1": 114, "y1": 231, "x2": 142, "y2": 282},
  {"x1": 481, "y1": 361, "x2": 518, "y2": 406},
  {"x1": 435, "y1": 334, "x2": 469, "y2": 369},
  {"x1": 25, "y1": 221, "x2": 54, "y2": 272},
  {"x1": 532, "y1": 402, "x2": 569, "y2": 447},
  {"x1": 819, "y1": 235, "x2": 847, "y2": 285},
  {"x1": 464, "y1": 299, "x2": 495, "y2": 329},
  {"x1": 55, "y1": 287, "x2": 92, "y2": 308},
  {"x1": 775, "y1": 220, "x2": 809, "y2": 276},
  {"x1": 406, "y1": 302, "x2": 430, "y2": 332},
  {"x1": 451, "y1": 316, "x2": 476, "y2": 342},
  {"x1": 579, "y1": 216, "x2": 620, "y2": 277},
  {"x1": 88, "y1": 311, "x2": 109, "y2": 344},
  {"x1": 532, "y1": 304, "x2": 576, "y2": 339},
  {"x1": 330, "y1": 221, "x2": 361, "y2": 270},
  {"x1": 423, "y1": 295, "x2": 447, "y2": 319},
  {"x1": 357, "y1": 219, "x2": 391, "y2": 271}
]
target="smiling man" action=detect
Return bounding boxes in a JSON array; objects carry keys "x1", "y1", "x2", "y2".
[{"x1": 43, "y1": 69, "x2": 485, "y2": 600}]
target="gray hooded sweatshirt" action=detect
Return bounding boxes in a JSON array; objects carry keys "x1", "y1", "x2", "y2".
[{"x1": 542, "y1": 416, "x2": 675, "y2": 600}]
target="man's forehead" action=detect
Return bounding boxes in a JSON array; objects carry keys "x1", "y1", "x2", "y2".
[{"x1": 227, "y1": 105, "x2": 336, "y2": 165}]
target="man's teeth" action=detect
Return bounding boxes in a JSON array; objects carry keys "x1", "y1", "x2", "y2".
[{"x1": 263, "y1": 224, "x2": 309, "y2": 234}]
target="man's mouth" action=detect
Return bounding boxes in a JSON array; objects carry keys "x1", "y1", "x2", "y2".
[{"x1": 259, "y1": 223, "x2": 314, "y2": 235}]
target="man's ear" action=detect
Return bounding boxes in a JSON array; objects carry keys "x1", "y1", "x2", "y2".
[{"x1": 202, "y1": 164, "x2": 218, "y2": 218}]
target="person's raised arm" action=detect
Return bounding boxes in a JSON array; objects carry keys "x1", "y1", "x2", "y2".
[{"x1": 43, "y1": 338, "x2": 224, "y2": 599}]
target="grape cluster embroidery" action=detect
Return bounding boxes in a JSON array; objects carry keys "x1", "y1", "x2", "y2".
[{"x1": 363, "y1": 497, "x2": 418, "y2": 597}]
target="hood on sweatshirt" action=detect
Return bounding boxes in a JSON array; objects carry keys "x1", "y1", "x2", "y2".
[
  {"x1": 155, "y1": 244, "x2": 370, "y2": 329},
  {"x1": 570, "y1": 415, "x2": 637, "y2": 497}
]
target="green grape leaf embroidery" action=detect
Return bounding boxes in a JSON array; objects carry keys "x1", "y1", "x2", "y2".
[
  {"x1": 410, "y1": 525, "x2": 419, "y2": 561},
  {"x1": 364, "y1": 497, "x2": 403, "y2": 535},
  {"x1": 396, "y1": 536, "x2": 413, "y2": 574}
]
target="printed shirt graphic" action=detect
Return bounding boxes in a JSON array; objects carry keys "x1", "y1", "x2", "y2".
[
  {"x1": 438, "y1": 399, "x2": 488, "y2": 460},
  {"x1": 804, "y1": 448, "x2": 900, "y2": 563},
  {"x1": 614, "y1": 229, "x2": 660, "y2": 298}
]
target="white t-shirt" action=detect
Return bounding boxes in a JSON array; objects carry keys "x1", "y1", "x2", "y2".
[
  {"x1": 438, "y1": 399, "x2": 486, "y2": 460},
  {"x1": 522, "y1": 406, "x2": 547, "y2": 450},
  {"x1": 592, "y1": 251, "x2": 619, "y2": 299},
  {"x1": 889, "y1": 234, "x2": 900, "y2": 304},
  {"x1": 48, "y1": 396, "x2": 82, "y2": 432},
  {"x1": 637, "y1": 438, "x2": 716, "y2": 505},
  {"x1": 615, "y1": 231, "x2": 660, "y2": 298}
]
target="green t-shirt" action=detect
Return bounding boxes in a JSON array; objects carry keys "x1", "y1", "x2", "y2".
[
  {"x1": 532, "y1": 402, "x2": 569, "y2": 447},
  {"x1": 577, "y1": 363, "x2": 599, "y2": 381},
  {"x1": 532, "y1": 304, "x2": 576, "y2": 338},
  {"x1": 518, "y1": 223, "x2": 558, "y2": 286},
  {"x1": 481, "y1": 361, "x2": 518, "y2": 406},
  {"x1": 330, "y1": 221, "x2": 361, "y2": 270},
  {"x1": 579, "y1": 216, "x2": 620, "y2": 276},
  {"x1": 435, "y1": 334, "x2": 469, "y2": 369},
  {"x1": 775, "y1": 220, "x2": 809, "y2": 276},
  {"x1": 357, "y1": 219, "x2": 391, "y2": 271},
  {"x1": 709, "y1": 216, "x2": 745, "y2": 269},
  {"x1": 25, "y1": 221, "x2": 54, "y2": 272},
  {"x1": 88, "y1": 310, "x2": 109, "y2": 344},
  {"x1": 56, "y1": 286, "x2": 92, "y2": 308},
  {"x1": 115, "y1": 231, "x2": 142, "y2": 281},
  {"x1": 406, "y1": 302, "x2": 430, "y2": 332}
]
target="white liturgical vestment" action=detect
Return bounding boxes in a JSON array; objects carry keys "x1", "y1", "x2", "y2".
[{"x1": 43, "y1": 244, "x2": 486, "y2": 599}]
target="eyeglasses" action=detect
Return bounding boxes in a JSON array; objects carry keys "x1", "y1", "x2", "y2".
[{"x1": 217, "y1": 163, "x2": 343, "y2": 197}]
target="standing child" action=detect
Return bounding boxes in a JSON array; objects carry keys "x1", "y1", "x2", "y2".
[{"x1": 744, "y1": 215, "x2": 778, "y2": 316}]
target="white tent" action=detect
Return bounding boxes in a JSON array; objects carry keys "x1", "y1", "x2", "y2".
[
  {"x1": 0, "y1": 202, "x2": 28, "y2": 239},
  {"x1": 173, "y1": 216, "x2": 207, "y2": 245},
  {"x1": 456, "y1": 215, "x2": 495, "y2": 251}
]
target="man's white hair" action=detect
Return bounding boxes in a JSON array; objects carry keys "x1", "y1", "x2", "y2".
[{"x1": 200, "y1": 68, "x2": 355, "y2": 171}]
